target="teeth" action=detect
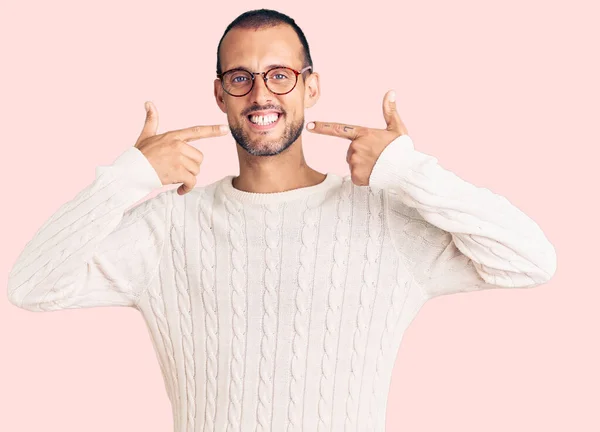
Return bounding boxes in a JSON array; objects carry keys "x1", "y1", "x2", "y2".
[{"x1": 250, "y1": 114, "x2": 279, "y2": 125}]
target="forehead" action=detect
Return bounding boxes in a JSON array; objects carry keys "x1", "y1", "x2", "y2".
[{"x1": 220, "y1": 24, "x2": 304, "y2": 71}]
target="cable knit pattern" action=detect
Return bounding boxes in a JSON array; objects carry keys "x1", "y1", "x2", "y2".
[
  {"x1": 286, "y1": 194, "x2": 323, "y2": 431},
  {"x1": 257, "y1": 203, "x2": 283, "y2": 431},
  {"x1": 198, "y1": 187, "x2": 218, "y2": 432},
  {"x1": 150, "y1": 254, "x2": 179, "y2": 414},
  {"x1": 170, "y1": 197, "x2": 196, "y2": 431},
  {"x1": 317, "y1": 178, "x2": 353, "y2": 432},
  {"x1": 223, "y1": 194, "x2": 247, "y2": 432},
  {"x1": 345, "y1": 187, "x2": 384, "y2": 430},
  {"x1": 10, "y1": 180, "x2": 123, "y2": 310},
  {"x1": 7, "y1": 137, "x2": 556, "y2": 431}
]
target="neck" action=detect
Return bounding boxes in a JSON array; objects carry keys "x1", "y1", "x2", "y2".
[{"x1": 233, "y1": 137, "x2": 326, "y2": 193}]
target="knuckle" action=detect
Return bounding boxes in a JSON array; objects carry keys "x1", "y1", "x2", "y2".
[
  {"x1": 162, "y1": 133, "x2": 174, "y2": 145},
  {"x1": 139, "y1": 136, "x2": 152, "y2": 147},
  {"x1": 351, "y1": 142, "x2": 363, "y2": 153}
]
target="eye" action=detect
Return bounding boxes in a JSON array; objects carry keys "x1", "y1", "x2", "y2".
[{"x1": 267, "y1": 68, "x2": 293, "y2": 81}]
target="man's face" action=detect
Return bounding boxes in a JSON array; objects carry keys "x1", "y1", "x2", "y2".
[{"x1": 214, "y1": 25, "x2": 318, "y2": 157}]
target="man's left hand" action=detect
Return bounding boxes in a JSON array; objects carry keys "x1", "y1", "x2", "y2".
[{"x1": 305, "y1": 90, "x2": 409, "y2": 186}]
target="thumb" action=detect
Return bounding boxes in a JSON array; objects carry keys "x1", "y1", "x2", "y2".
[
  {"x1": 382, "y1": 90, "x2": 402, "y2": 132},
  {"x1": 138, "y1": 101, "x2": 158, "y2": 144}
]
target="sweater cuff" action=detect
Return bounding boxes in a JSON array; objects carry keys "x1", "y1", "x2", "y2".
[
  {"x1": 368, "y1": 134, "x2": 418, "y2": 191},
  {"x1": 104, "y1": 146, "x2": 164, "y2": 200}
]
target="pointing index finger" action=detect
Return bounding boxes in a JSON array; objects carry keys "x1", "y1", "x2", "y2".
[
  {"x1": 306, "y1": 121, "x2": 364, "y2": 140},
  {"x1": 173, "y1": 124, "x2": 230, "y2": 142}
]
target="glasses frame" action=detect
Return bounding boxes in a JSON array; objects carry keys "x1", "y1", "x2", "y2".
[{"x1": 217, "y1": 65, "x2": 313, "y2": 97}]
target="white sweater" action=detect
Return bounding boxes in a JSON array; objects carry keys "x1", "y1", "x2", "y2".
[{"x1": 7, "y1": 134, "x2": 556, "y2": 432}]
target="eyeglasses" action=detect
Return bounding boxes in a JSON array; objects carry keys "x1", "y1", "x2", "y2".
[{"x1": 217, "y1": 65, "x2": 312, "y2": 97}]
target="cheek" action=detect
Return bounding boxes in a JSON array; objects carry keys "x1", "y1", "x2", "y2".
[
  {"x1": 222, "y1": 99, "x2": 243, "y2": 116},
  {"x1": 226, "y1": 107, "x2": 244, "y2": 123},
  {"x1": 281, "y1": 103, "x2": 299, "y2": 121},
  {"x1": 289, "y1": 97, "x2": 306, "y2": 118}
]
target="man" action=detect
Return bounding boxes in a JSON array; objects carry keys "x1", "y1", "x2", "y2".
[{"x1": 7, "y1": 8, "x2": 556, "y2": 432}]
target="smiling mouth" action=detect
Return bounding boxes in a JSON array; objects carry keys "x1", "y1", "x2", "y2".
[
  {"x1": 247, "y1": 113, "x2": 281, "y2": 123},
  {"x1": 246, "y1": 113, "x2": 282, "y2": 129}
]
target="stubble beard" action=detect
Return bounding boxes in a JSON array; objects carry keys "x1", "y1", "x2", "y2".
[{"x1": 230, "y1": 114, "x2": 304, "y2": 157}]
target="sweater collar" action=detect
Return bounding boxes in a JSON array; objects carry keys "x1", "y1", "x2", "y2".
[{"x1": 219, "y1": 173, "x2": 341, "y2": 205}]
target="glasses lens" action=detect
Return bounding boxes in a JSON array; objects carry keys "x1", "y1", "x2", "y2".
[
  {"x1": 223, "y1": 70, "x2": 253, "y2": 96},
  {"x1": 265, "y1": 67, "x2": 296, "y2": 94}
]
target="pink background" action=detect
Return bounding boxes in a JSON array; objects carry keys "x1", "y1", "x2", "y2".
[{"x1": 1, "y1": 0, "x2": 597, "y2": 431}]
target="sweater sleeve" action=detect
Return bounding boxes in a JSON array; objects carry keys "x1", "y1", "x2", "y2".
[
  {"x1": 368, "y1": 134, "x2": 557, "y2": 300},
  {"x1": 7, "y1": 146, "x2": 169, "y2": 311}
]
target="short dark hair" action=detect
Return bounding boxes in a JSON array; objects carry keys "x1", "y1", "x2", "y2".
[{"x1": 216, "y1": 9, "x2": 313, "y2": 78}]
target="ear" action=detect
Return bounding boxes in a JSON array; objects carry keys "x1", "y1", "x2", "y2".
[
  {"x1": 214, "y1": 78, "x2": 227, "y2": 113},
  {"x1": 303, "y1": 72, "x2": 320, "y2": 109}
]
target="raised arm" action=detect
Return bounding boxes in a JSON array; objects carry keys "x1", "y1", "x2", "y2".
[
  {"x1": 7, "y1": 146, "x2": 169, "y2": 311},
  {"x1": 305, "y1": 90, "x2": 556, "y2": 300},
  {"x1": 370, "y1": 134, "x2": 557, "y2": 299},
  {"x1": 7, "y1": 101, "x2": 230, "y2": 311}
]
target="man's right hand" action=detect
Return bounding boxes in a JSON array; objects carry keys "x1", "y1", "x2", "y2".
[{"x1": 134, "y1": 101, "x2": 230, "y2": 195}]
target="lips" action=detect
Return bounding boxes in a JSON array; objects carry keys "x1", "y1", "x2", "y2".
[{"x1": 246, "y1": 112, "x2": 282, "y2": 131}]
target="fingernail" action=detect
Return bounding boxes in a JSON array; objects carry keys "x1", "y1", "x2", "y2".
[
  {"x1": 307, "y1": 122, "x2": 315, "y2": 130},
  {"x1": 390, "y1": 90, "x2": 396, "y2": 102},
  {"x1": 220, "y1": 125, "x2": 229, "y2": 133}
]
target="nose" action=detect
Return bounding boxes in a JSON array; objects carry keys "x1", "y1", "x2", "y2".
[{"x1": 248, "y1": 73, "x2": 274, "y2": 105}]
